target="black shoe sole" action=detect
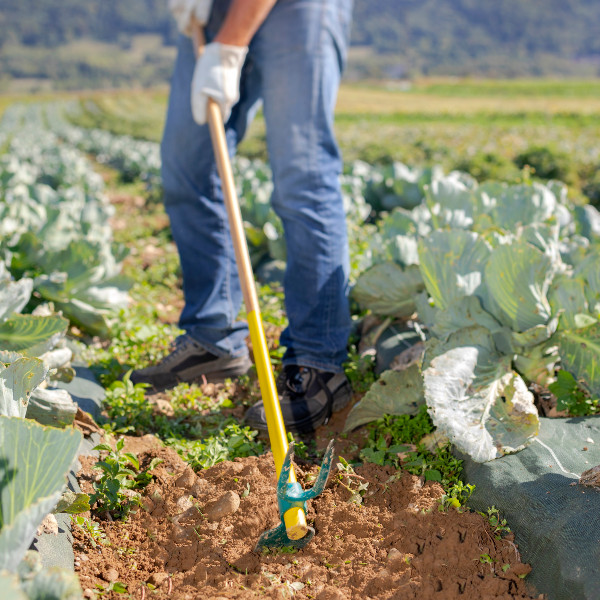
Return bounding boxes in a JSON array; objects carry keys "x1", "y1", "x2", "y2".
[{"x1": 202, "y1": 363, "x2": 252, "y2": 384}]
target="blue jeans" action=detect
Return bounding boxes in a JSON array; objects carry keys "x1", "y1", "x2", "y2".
[{"x1": 160, "y1": 0, "x2": 352, "y2": 372}]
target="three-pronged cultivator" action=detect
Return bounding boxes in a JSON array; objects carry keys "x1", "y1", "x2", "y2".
[{"x1": 255, "y1": 440, "x2": 335, "y2": 551}]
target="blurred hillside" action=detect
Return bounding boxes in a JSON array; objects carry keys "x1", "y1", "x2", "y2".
[{"x1": 1, "y1": 0, "x2": 599, "y2": 90}]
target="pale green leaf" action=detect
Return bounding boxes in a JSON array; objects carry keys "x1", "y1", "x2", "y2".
[
  {"x1": 352, "y1": 262, "x2": 423, "y2": 318},
  {"x1": 344, "y1": 366, "x2": 424, "y2": 432},
  {"x1": 511, "y1": 318, "x2": 559, "y2": 349},
  {"x1": 386, "y1": 235, "x2": 420, "y2": 268},
  {"x1": 0, "y1": 314, "x2": 68, "y2": 357},
  {"x1": 20, "y1": 566, "x2": 83, "y2": 600},
  {"x1": 557, "y1": 322, "x2": 600, "y2": 397},
  {"x1": 414, "y1": 291, "x2": 438, "y2": 330},
  {"x1": 431, "y1": 295, "x2": 503, "y2": 342},
  {"x1": 574, "y1": 204, "x2": 600, "y2": 241},
  {"x1": 0, "y1": 278, "x2": 33, "y2": 322},
  {"x1": 574, "y1": 314, "x2": 597, "y2": 328},
  {"x1": 514, "y1": 344, "x2": 559, "y2": 387},
  {"x1": 423, "y1": 327, "x2": 538, "y2": 462},
  {"x1": 549, "y1": 277, "x2": 589, "y2": 331},
  {"x1": 426, "y1": 176, "x2": 475, "y2": 229},
  {"x1": 0, "y1": 352, "x2": 24, "y2": 365},
  {"x1": 50, "y1": 299, "x2": 109, "y2": 337},
  {"x1": 377, "y1": 208, "x2": 419, "y2": 238},
  {"x1": 418, "y1": 230, "x2": 492, "y2": 311},
  {"x1": 573, "y1": 249, "x2": 600, "y2": 313},
  {"x1": 0, "y1": 416, "x2": 82, "y2": 571},
  {"x1": 484, "y1": 238, "x2": 554, "y2": 332},
  {"x1": 0, "y1": 571, "x2": 27, "y2": 600},
  {"x1": 488, "y1": 182, "x2": 557, "y2": 229},
  {"x1": 0, "y1": 358, "x2": 47, "y2": 418},
  {"x1": 519, "y1": 223, "x2": 563, "y2": 267}
]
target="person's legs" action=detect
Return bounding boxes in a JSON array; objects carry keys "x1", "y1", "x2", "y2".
[
  {"x1": 244, "y1": 0, "x2": 354, "y2": 431},
  {"x1": 254, "y1": 0, "x2": 353, "y2": 372},
  {"x1": 131, "y1": 6, "x2": 263, "y2": 389}
]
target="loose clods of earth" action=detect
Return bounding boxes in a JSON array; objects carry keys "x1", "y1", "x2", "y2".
[{"x1": 74, "y1": 441, "x2": 544, "y2": 599}]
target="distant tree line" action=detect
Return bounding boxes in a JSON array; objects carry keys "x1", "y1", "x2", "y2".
[
  {"x1": 0, "y1": 0, "x2": 177, "y2": 47},
  {"x1": 0, "y1": 0, "x2": 599, "y2": 85}
]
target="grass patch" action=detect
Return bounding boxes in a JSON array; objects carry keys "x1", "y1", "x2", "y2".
[{"x1": 360, "y1": 406, "x2": 465, "y2": 490}]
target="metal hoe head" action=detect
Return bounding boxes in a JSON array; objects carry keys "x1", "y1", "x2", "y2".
[{"x1": 255, "y1": 440, "x2": 335, "y2": 551}]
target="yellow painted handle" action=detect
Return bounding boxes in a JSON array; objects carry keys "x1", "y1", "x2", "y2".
[{"x1": 248, "y1": 311, "x2": 308, "y2": 540}]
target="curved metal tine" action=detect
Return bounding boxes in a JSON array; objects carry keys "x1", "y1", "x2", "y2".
[
  {"x1": 298, "y1": 440, "x2": 335, "y2": 501},
  {"x1": 276, "y1": 442, "x2": 295, "y2": 501}
]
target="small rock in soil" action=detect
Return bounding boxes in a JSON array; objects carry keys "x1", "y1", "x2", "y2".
[
  {"x1": 175, "y1": 468, "x2": 196, "y2": 490},
  {"x1": 191, "y1": 478, "x2": 216, "y2": 497},
  {"x1": 175, "y1": 494, "x2": 194, "y2": 512},
  {"x1": 172, "y1": 507, "x2": 198, "y2": 524},
  {"x1": 387, "y1": 547, "x2": 412, "y2": 570},
  {"x1": 204, "y1": 490, "x2": 240, "y2": 521},
  {"x1": 172, "y1": 524, "x2": 191, "y2": 542},
  {"x1": 142, "y1": 497, "x2": 155, "y2": 512},
  {"x1": 101, "y1": 567, "x2": 119, "y2": 582},
  {"x1": 147, "y1": 572, "x2": 169, "y2": 587}
]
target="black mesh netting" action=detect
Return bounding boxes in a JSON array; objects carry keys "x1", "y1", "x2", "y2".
[{"x1": 459, "y1": 417, "x2": 600, "y2": 600}]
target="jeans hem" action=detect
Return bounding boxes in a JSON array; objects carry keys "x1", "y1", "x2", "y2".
[
  {"x1": 282, "y1": 358, "x2": 344, "y2": 374},
  {"x1": 185, "y1": 331, "x2": 249, "y2": 360}
]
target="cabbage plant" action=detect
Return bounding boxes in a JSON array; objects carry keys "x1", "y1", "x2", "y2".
[
  {"x1": 0, "y1": 105, "x2": 131, "y2": 337},
  {"x1": 348, "y1": 175, "x2": 600, "y2": 461},
  {"x1": 0, "y1": 263, "x2": 71, "y2": 421},
  {"x1": 0, "y1": 416, "x2": 82, "y2": 572}
]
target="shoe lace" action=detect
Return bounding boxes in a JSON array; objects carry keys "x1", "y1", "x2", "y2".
[{"x1": 282, "y1": 366, "x2": 312, "y2": 396}]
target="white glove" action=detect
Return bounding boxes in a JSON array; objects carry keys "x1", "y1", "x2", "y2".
[
  {"x1": 169, "y1": 0, "x2": 213, "y2": 36},
  {"x1": 191, "y1": 42, "x2": 248, "y2": 125}
]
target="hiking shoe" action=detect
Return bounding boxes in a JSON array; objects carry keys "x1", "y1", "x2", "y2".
[
  {"x1": 129, "y1": 335, "x2": 252, "y2": 391},
  {"x1": 244, "y1": 365, "x2": 352, "y2": 433}
]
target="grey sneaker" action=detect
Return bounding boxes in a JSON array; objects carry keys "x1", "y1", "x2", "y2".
[
  {"x1": 244, "y1": 365, "x2": 352, "y2": 434},
  {"x1": 129, "y1": 335, "x2": 252, "y2": 391}
]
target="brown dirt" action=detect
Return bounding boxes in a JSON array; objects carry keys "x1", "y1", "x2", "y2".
[{"x1": 74, "y1": 435, "x2": 542, "y2": 600}]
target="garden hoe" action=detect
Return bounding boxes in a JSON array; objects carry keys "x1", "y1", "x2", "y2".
[{"x1": 191, "y1": 20, "x2": 335, "y2": 551}]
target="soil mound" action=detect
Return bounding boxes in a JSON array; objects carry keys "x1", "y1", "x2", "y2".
[{"x1": 75, "y1": 443, "x2": 542, "y2": 599}]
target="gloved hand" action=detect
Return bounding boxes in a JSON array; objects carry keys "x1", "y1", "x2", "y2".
[
  {"x1": 191, "y1": 42, "x2": 248, "y2": 125},
  {"x1": 169, "y1": 0, "x2": 213, "y2": 36}
]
